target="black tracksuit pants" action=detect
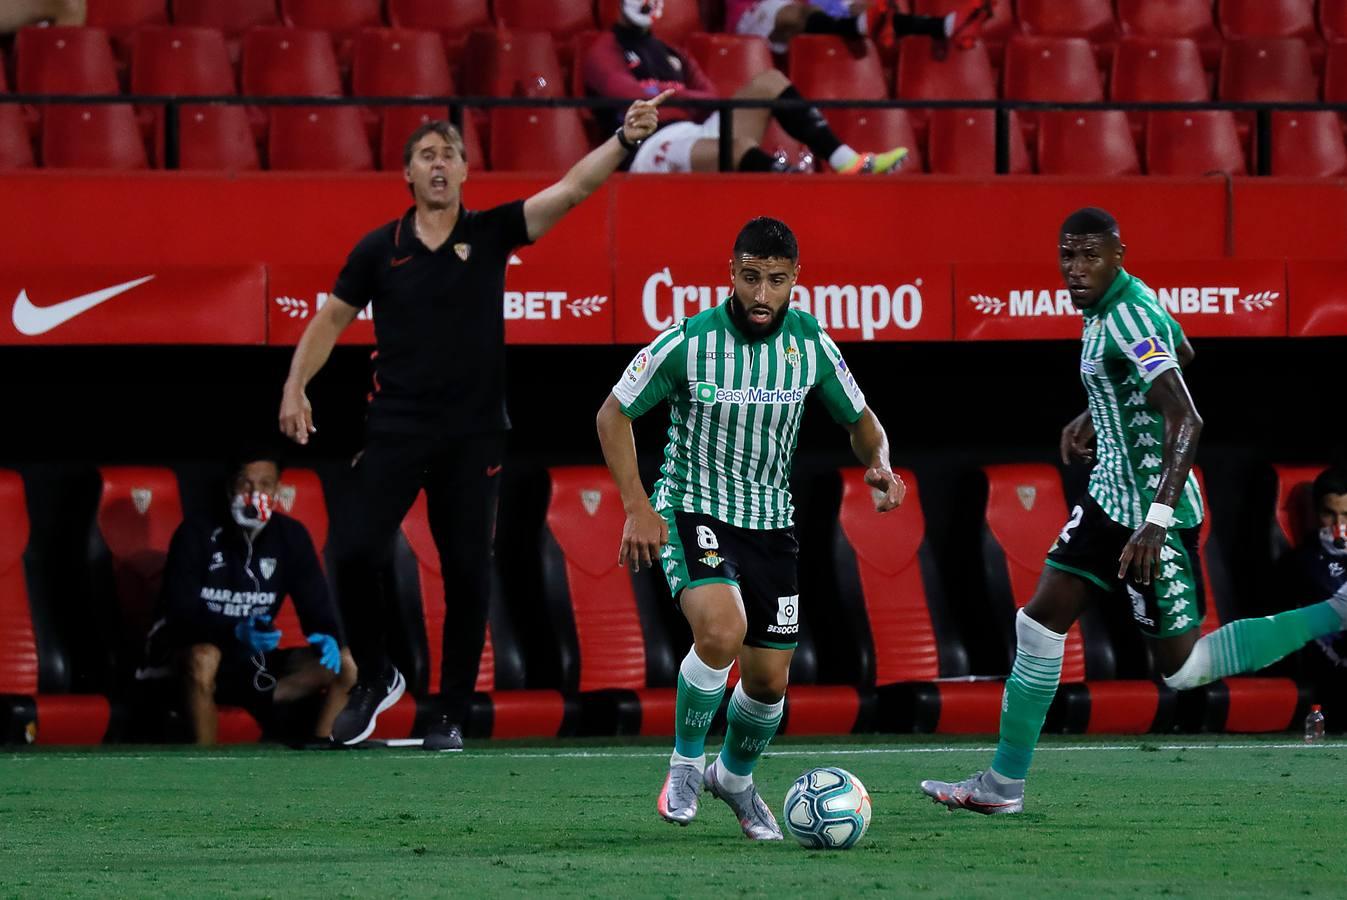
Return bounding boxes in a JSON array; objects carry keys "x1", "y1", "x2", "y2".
[{"x1": 334, "y1": 428, "x2": 504, "y2": 725}]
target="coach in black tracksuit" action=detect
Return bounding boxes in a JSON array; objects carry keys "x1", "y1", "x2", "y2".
[{"x1": 279, "y1": 99, "x2": 671, "y2": 750}]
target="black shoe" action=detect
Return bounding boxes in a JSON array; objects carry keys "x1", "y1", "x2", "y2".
[
  {"x1": 330, "y1": 667, "x2": 405, "y2": 746},
  {"x1": 422, "y1": 715, "x2": 464, "y2": 752}
]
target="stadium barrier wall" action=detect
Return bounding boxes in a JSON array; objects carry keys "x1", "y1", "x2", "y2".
[{"x1": 2, "y1": 172, "x2": 1346, "y2": 344}]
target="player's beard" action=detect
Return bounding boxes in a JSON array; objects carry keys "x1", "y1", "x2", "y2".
[{"x1": 728, "y1": 293, "x2": 787, "y2": 339}]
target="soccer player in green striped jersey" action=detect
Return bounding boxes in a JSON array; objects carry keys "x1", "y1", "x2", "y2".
[
  {"x1": 922, "y1": 207, "x2": 1347, "y2": 815},
  {"x1": 596, "y1": 217, "x2": 904, "y2": 839}
]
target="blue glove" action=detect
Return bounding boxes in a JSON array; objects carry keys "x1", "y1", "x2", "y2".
[
  {"x1": 307, "y1": 633, "x2": 341, "y2": 674},
  {"x1": 235, "y1": 615, "x2": 281, "y2": 654}
]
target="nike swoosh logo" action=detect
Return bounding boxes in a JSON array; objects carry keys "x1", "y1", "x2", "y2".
[
  {"x1": 391, "y1": 256, "x2": 413, "y2": 267},
  {"x1": 485, "y1": 464, "x2": 503, "y2": 477},
  {"x1": 12, "y1": 275, "x2": 155, "y2": 336}
]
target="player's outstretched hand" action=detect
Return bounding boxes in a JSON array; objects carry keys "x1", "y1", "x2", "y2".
[
  {"x1": 621, "y1": 89, "x2": 675, "y2": 144},
  {"x1": 619, "y1": 502, "x2": 669, "y2": 573},
  {"x1": 1118, "y1": 522, "x2": 1165, "y2": 584},
  {"x1": 279, "y1": 385, "x2": 317, "y2": 446},
  {"x1": 865, "y1": 466, "x2": 906, "y2": 513},
  {"x1": 1059, "y1": 410, "x2": 1096, "y2": 465}
]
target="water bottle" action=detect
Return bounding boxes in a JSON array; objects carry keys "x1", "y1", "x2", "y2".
[{"x1": 1304, "y1": 704, "x2": 1325, "y2": 744}]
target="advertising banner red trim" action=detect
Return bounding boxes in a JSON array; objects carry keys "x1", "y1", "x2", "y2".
[{"x1": 1287, "y1": 260, "x2": 1347, "y2": 337}]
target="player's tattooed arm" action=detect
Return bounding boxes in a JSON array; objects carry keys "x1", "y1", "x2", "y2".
[
  {"x1": 596, "y1": 393, "x2": 669, "y2": 571},
  {"x1": 844, "y1": 407, "x2": 905, "y2": 513},
  {"x1": 1060, "y1": 409, "x2": 1096, "y2": 465},
  {"x1": 1118, "y1": 369, "x2": 1203, "y2": 583}
]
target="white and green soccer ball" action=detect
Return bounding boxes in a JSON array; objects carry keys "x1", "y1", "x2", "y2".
[{"x1": 782, "y1": 766, "x2": 872, "y2": 850}]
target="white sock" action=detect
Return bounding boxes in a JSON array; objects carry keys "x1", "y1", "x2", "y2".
[
  {"x1": 715, "y1": 763, "x2": 753, "y2": 793},
  {"x1": 944, "y1": 11, "x2": 956, "y2": 36},
  {"x1": 680, "y1": 647, "x2": 732, "y2": 691},
  {"x1": 671, "y1": 750, "x2": 706, "y2": 772},
  {"x1": 828, "y1": 144, "x2": 859, "y2": 171}
]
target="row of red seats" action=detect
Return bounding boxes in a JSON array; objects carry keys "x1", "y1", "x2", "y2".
[
  {"x1": 0, "y1": 462, "x2": 1325, "y2": 743},
  {"x1": 17, "y1": 25, "x2": 1347, "y2": 105},
  {"x1": 6, "y1": 103, "x2": 1345, "y2": 176}
]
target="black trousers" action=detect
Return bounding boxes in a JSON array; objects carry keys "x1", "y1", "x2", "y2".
[{"x1": 334, "y1": 428, "x2": 504, "y2": 724}]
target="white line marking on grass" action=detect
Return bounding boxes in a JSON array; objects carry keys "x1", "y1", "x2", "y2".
[{"x1": 4, "y1": 742, "x2": 1344, "y2": 763}]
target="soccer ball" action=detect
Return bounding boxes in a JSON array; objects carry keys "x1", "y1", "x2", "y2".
[{"x1": 782, "y1": 766, "x2": 872, "y2": 849}]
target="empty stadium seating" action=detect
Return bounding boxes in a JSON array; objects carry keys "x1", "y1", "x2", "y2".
[
  {"x1": 1017, "y1": 0, "x2": 1119, "y2": 66},
  {"x1": 16, "y1": 26, "x2": 120, "y2": 95},
  {"x1": 1270, "y1": 110, "x2": 1347, "y2": 176},
  {"x1": 351, "y1": 28, "x2": 453, "y2": 98},
  {"x1": 1321, "y1": 0, "x2": 1347, "y2": 42},
  {"x1": 386, "y1": 0, "x2": 490, "y2": 54},
  {"x1": 788, "y1": 35, "x2": 889, "y2": 101},
  {"x1": 169, "y1": 104, "x2": 259, "y2": 170},
  {"x1": 0, "y1": 470, "x2": 113, "y2": 744},
  {"x1": 827, "y1": 109, "x2": 924, "y2": 174},
  {"x1": 1219, "y1": 37, "x2": 1318, "y2": 101},
  {"x1": 1037, "y1": 110, "x2": 1141, "y2": 176},
  {"x1": 170, "y1": 0, "x2": 279, "y2": 36},
  {"x1": 981, "y1": 464, "x2": 1174, "y2": 734},
  {"x1": 1117, "y1": 0, "x2": 1223, "y2": 69},
  {"x1": 1111, "y1": 37, "x2": 1211, "y2": 103},
  {"x1": 488, "y1": 107, "x2": 589, "y2": 173},
  {"x1": 926, "y1": 108, "x2": 1030, "y2": 174},
  {"x1": 130, "y1": 26, "x2": 236, "y2": 96},
  {"x1": 42, "y1": 105, "x2": 149, "y2": 169},
  {"x1": 1273, "y1": 464, "x2": 1328, "y2": 556},
  {"x1": 460, "y1": 30, "x2": 566, "y2": 98},
  {"x1": 833, "y1": 468, "x2": 1002, "y2": 733},
  {"x1": 0, "y1": 106, "x2": 35, "y2": 169},
  {"x1": 1146, "y1": 110, "x2": 1247, "y2": 175},
  {"x1": 268, "y1": 106, "x2": 373, "y2": 170},
  {"x1": 683, "y1": 32, "x2": 774, "y2": 97},
  {"x1": 895, "y1": 36, "x2": 998, "y2": 119},
  {"x1": 241, "y1": 27, "x2": 343, "y2": 97},
  {"x1": 1003, "y1": 35, "x2": 1106, "y2": 103}
]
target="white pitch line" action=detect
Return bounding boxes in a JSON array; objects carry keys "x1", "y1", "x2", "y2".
[{"x1": 3, "y1": 742, "x2": 1343, "y2": 763}]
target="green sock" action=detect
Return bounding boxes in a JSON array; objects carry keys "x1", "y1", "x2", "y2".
[
  {"x1": 991, "y1": 610, "x2": 1065, "y2": 781},
  {"x1": 672, "y1": 649, "x2": 729, "y2": 759},
  {"x1": 718, "y1": 683, "x2": 784, "y2": 778},
  {"x1": 1175, "y1": 601, "x2": 1343, "y2": 687}
]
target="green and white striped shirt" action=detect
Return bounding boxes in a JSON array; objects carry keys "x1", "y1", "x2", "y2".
[
  {"x1": 1079, "y1": 268, "x2": 1204, "y2": 530},
  {"x1": 612, "y1": 302, "x2": 866, "y2": 530}
]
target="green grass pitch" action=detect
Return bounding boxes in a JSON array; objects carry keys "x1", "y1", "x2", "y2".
[{"x1": 3, "y1": 735, "x2": 1344, "y2": 898}]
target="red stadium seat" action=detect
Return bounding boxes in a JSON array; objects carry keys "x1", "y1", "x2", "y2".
[
  {"x1": 131, "y1": 27, "x2": 235, "y2": 95},
  {"x1": 494, "y1": 0, "x2": 594, "y2": 42},
  {"x1": 460, "y1": 30, "x2": 566, "y2": 98},
  {"x1": 488, "y1": 107, "x2": 589, "y2": 173},
  {"x1": 379, "y1": 106, "x2": 483, "y2": 171},
  {"x1": 399, "y1": 492, "x2": 568, "y2": 738},
  {"x1": 683, "y1": 32, "x2": 773, "y2": 97},
  {"x1": 159, "y1": 104, "x2": 259, "y2": 170},
  {"x1": 1323, "y1": 0, "x2": 1347, "y2": 43},
  {"x1": 1271, "y1": 111, "x2": 1347, "y2": 177},
  {"x1": 834, "y1": 468, "x2": 1002, "y2": 733},
  {"x1": 982, "y1": 465, "x2": 1169, "y2": 734},
  {"x1": 170, "y1": 0, "x2": 279, "y2": 35},
  {"x1": 266, "y1": 469, "x2": 328, "y2": 650},
  {"x1": 789, "y1": 36, "x2": 888, "y2": 100},
  {"x1": 1218, "y1": 38, "x2": 1318, "y2": 101},
  {"x1": 1273, "y1": 464, "x2": 1328, "y2": 553},
  {"x1": 1146, "y1": 110, "x2": 1247, "y2": 175},
  {"x1": 88, "y1": 0, "x2": 169, "y2": 30},
  {"x1": 0, "y1": 106, "x2": 35, "y2": 169},
  {"x1": 913, "y1": 0, "x2": 1015, "y2": 66},
  {"x1": 16, "y1": 26, "x2": 120, "y2": 95},
  {"x1": 1189, "y1": 468, "x2": 1304, "y2": 732},
  {"x1": 926, "y1": 108, "x2": 1030, "y2": 174},
  {"x1": 241, "y1": 27, "x2": 342, "y2": 97},
  {"x1": 43, "y1": 105, "x2": 148, "y2": 169},
  {"x1": 281, "y1": 0, "x2": 383, "y2": 35},
  {"x1": 386, "y1": 0, "x2": 490, "y2": 54},
  {"x1": 596, "y1": 0, "x2": 703, "y2": 48},
  {"x1": 96, "y1": 467, "x2": 183, "y2": 657},
  {"x1": 827, "y1": 109, "x2": 924, "y2": 174},
  {"x1": 1117, "y1": 0, "x2": 1222, "y2": 69},
  {"x1": 1037, "y1": 110, "x2": 1140, "y2": 176},
  {"x1": 1003, "y1": 35, "x2": 1105, "y2": 102},
  {"x1": 0, "y1": 471, "x2": 112, "y2": 745},
  {"x1": 352, "y1": 28, "x2": 453, "y2": 97},
  {"x1": 1325, "y1": 40, "x2": 1347, "y2": 102},
  {"x1": 268, "y1": 106, "x2": 373, "y2": 170},
  {"x1": 1218, "y1": 0, "x2": 1317, "y2": 41},
  {"x1": 896, "y1": 36, "x2": 997, "y2": 103},
  {"x1": 1111, "y1": 37, "x2": 1209, "y2": 103},
  {"x1": 1016, "y1": 0, "x2": 1118, "y2": 66}
]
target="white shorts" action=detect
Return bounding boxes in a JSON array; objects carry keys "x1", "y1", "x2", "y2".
[
  {"x1": 630, "y1": 113, "x2": 720, "y2": 174},
  {"x1": 735, "y1": 0, "x2": 795, "y2": 53}
]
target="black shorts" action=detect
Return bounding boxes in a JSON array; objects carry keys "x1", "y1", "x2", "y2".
[
  {"x1": 1045, "y1": 494, "x2": 1206, "y2": 638},
  {"x1": 660, "y1": 510, "x2": 801, "y2": 650},
  {"x1": 213, "y1": 647, "x2": 308, "y2": 710}
]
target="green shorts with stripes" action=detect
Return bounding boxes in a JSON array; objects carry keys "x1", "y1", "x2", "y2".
[
  {"x1": 660, "y1": 510, "x2": 801, "y2": 650},
  {"x1": 1045, "y1": 495, "x2": 1206, "y2": 638}
]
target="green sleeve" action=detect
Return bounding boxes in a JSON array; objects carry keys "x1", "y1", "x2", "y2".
[
  {"x1": 813, "y1": 329, "x2": 866, "y2": 425},
  {"x1": 611, "y1": 326, "x2": 686, "y2": 418}
]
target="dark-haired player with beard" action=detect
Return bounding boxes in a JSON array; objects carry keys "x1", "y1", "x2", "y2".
[
  {"x1": 596, "y1": 217, "x2": 904, "y2": 839},
  {"x1": 920, "y1": 208, "x2": 1347, "y2": 815}
]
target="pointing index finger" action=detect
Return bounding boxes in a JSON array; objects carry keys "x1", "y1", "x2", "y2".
[{"x1": 647, "y1": 88, "x2": 676, "y2": 107}]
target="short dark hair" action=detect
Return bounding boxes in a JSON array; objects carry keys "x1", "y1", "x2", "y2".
[
  {"x1": 1312, "y1": 465, "x2": 1347, "y2": 508},
  {"x1": 402, "y1": 120, "x2": 466, "y2": 169},
  {"x1": 733, "y1": 217, "x2": 799, "y2": 262},
  {"x1": 1060, "y1": 207, "x2": 1120, "y2": 240},
  {"x1": 230, "y1": 445, "x2": 284, "y2": 484}
]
